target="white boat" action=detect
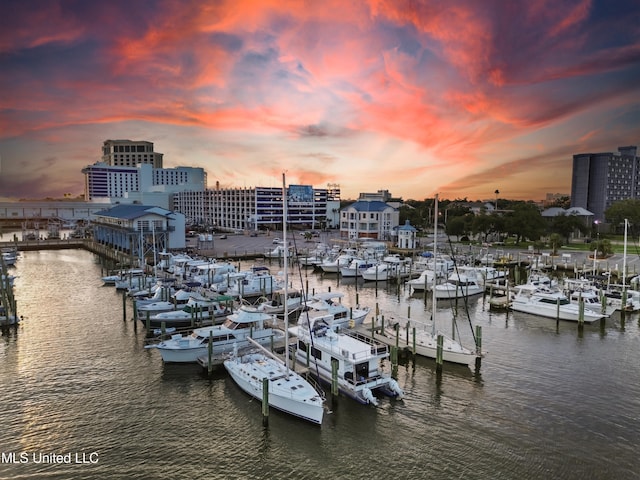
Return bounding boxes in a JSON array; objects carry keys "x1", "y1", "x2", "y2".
[
  {"x1": 224, "y1": 173, "x2": 325, "y2": 425},
  {"x1": 147, "y1": 305, "x2": 282, "y2": 362},
  {"x1": 406, "y1": 269, "x2": 438, "y2": 291},
  {"x1": 509, "y1": 284, "x2": 605, "y2": 322},
  {"x1": 289, "y1": 315, "x2": 404, "y2": 405},
  {"x1": 145, "y1": 298, "x2": 233, "y2": 328},
  {"x1": 339, "y1": 258, "x2": 377, "y2": 277},
  {"x1": 257, "y1": 288, "x2": 304, "y2": 315},
  {"x1": 303, "y1": 291, "x2": 370, "y2": 328},
  {"x1": 318, "y1": 249, "x2": 357, "y2": 273},
  {"x1": 224, "y1": 343, "x2": 325, "y2": 424},
  {"x1": 563, "y1": 278, "x2": 615, "y2": 317},
  {"x1": 377, "y1": 316, "x2": 480, "y2": 366},
  {"x1": 264, "y1": 245, "x2": 293, "y2": 258},
  {"x1": 432, "y1": 271, "x2": 484, "y2": 299},
  {"x1": 361, "y1": 255, "x2": 410, "y2": 281},
  {"x1": 220, "y1": 266, "x2": 282, "y2": 299}
]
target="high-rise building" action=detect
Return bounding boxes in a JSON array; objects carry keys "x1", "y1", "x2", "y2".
[
  {"x1": 101, "y1": 139, "x2": 163, "y2": 168},
  {"x1": 570, "y1": 146, "x2": 639, "y2": 223}
]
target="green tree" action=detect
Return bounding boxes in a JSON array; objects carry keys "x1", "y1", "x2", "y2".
[
  {"x1": 593, "y1": 239, "x2": 613, "y2": 258},
  {"x1": 445, "y1": 216, "x2": 467, "y2": 237},
  {"x1": 548, "y1": 233, "x2": 564, "y2": 255},
  {"x1": 505, "y1": 203, "x2": 546, "y2": 244},
  {"x1": 550, "y1": 213, "x2": 589, "y2": 243},
  {"x1": 605, "y1": 199, "x2": 640, "y2": 236}
]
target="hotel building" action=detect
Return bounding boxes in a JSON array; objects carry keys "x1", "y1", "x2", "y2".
[
  {"x1": 571, "y1": 146, "x2": 639, "y2": 223},
  {"x1": 101, "y1": 139, "x2": 164, "y2": 168}
]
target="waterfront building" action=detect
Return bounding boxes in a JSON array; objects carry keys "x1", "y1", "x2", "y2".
[
  {"x1": 92, "y1": 204, "x2": 185, "y2": 265},
  {"x1": 172, "y1": 183, "x2": 341, "y2": 232},
  {"x1": 571, "y1": 146, "x2": 639, "y2": 223},
  {"x1": 101, "y1": 139, "x2": 163, "y2": 168},
  {"x1": 340, "y1": 197, "x2": 399, "y2": 240}
]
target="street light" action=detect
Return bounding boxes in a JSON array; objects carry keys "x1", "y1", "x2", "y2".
[{"x1": 494, "y1": 189, "x2": 499, "y2": 212}]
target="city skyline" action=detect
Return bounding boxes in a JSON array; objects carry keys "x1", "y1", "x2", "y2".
[{"x1": 1, "y1": 0, "x2": 639, "y2": 202}]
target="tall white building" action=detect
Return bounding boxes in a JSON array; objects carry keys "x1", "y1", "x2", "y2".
[
  {"x1": 101, "y1": 139, "x2": 163, "y2": 168},
  {"x1": 82, "y1": 162, "x2": 206, "y2": 207}
]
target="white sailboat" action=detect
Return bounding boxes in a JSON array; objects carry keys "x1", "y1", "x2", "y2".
[
  {"x1": 224, "y1": 174, "x2": 325, "y2": 425},
  {"x1": 376, "y1": 194, "x2": 481, "y2": 367}
]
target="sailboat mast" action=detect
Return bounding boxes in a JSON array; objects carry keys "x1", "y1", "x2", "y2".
[
  {"x1": 623, "y1": 218, "x2": 628, "y2": 289},
  {"x1": 431, "y1": 194, "x2": 438, "y2": 335},
  {"x1": 282, "y1": 173, "x2": 290, "y2": 371}
]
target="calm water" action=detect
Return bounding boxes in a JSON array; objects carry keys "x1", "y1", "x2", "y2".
[{"x1": 1, "y1": 250, "x2": 639, "y2": 479}]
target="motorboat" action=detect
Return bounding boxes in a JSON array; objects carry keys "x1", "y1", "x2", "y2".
[
  {"x1": 218, "y1": 266, "x2": 282, "y2": 299},
  {"x1": 144, "y1": 296, "x2": 234, "y2": 329},
  {"x1": 339, "y1": 258, "x2": 377, "y2": 278},
  {"x1": 318, "y1": 249, "x2": 357, "y2": 273},
  {"x1": 289, "y1": 315, "x2": 404, "y2": 405},
  {"x1": 146, "y1": 305, "x2": 283, "y2": 362},
  {"x1": 432, "y1": 271, "x2": 484, "y2": 300},
  {"x1": 302, "y1": 291, "x2": 370, "y2": 328},
  {"x1": 405, "y1": 269, "x2": 438, "y2": 291},
  {"x1": 264, "y1": 245, "x2": 293, "y2": 258},
  {"x1": 256, "y1": 288, "x2": 304, "y2": 315},
  {"x1": 509, "y1": 284, "x2": 605, "y2": 322},
  {"x1": 224, "y1": 343, "x2": 325, "y2": 425},
  {"x1": 563, "y1": 278, "x2": 615, "y2": 317},
  {"x1": 361, "y1": 255, "x2": 410, "y2": 282}
]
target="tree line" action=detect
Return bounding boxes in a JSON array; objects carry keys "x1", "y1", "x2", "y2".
[{"x1": 399, "y1": 197, "x2": 640, "y2": 256}]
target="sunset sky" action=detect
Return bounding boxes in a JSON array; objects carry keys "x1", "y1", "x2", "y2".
[{"x1": 1, "y1": 0, "x2": 639, "y2": 202}]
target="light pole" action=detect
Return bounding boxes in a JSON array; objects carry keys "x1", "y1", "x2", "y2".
[{"x1": 494, "y1": 189, "x2": 499, "y2": 212}]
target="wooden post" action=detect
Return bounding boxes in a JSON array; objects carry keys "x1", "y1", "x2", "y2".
[
  {"x1": 406, "y1": 320, "x2": 410, "y2": 346},
  {"x1": 122, "y1": 291, "x2": 127, "y2": 322},
  {"x1": 331, "y1": 358, "x2": 339, "y2": 400},
  {"x1": 475, "y1": 325, "x2": 482, "y2": 370},
  {"x1": 436, "y1": 334, "x2": 444, "y2": 374},
  {"x1": 262, "y1": 377, "x2": 269, "y2": 426},
  {"x1": 578, "y1": 293, "x2": 585, "y2": 332},
  {"x1": 412, "y1": 327, "x2": 416, "y2": 356},
  {"x1": 208, "y1": 331, "x2": 213, "y2": 375}
]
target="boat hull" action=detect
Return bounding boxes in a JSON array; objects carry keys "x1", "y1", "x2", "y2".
[{"x1": 224, "y1": 356, "x2": 324, "y2": 425}]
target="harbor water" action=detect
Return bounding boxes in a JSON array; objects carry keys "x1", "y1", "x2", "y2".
[{"x1": 1, "y1": 249, "x2": 639, "y2": 479}]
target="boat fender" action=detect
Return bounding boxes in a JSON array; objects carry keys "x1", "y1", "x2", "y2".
[
  {"x1": 362, "y1": 387, "x2": 379, "y2": 406},
  {"x1": 387, "y1": 378, "x2": 404, "y2": 399}
]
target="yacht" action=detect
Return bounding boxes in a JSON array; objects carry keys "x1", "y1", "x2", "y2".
[
  {"x1": 432, "y1": 271, "x2": 484, "y2": 300},
  {"x1": 302, "y1": 291, "x2": 370, "y2": 328},
  {"x1": 509, "y1": 284, "x2": 605, "y2": 322},
  {"x1": 289, "y1": 316, "x2": 404, "y2": 405},
  {"x1": 146, "y1": 305, "x2": 283, "y2": 362},
  {"x1": 339, "y1": 258, "x2": 377, "y2": 278},
  {"x1": 145, "y1": 298, "x2": 233, "y2": 328}
]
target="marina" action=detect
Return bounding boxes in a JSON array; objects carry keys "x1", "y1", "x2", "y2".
[{"x1": 1, "y1": 248, "x2": 640, "y2": 479}]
